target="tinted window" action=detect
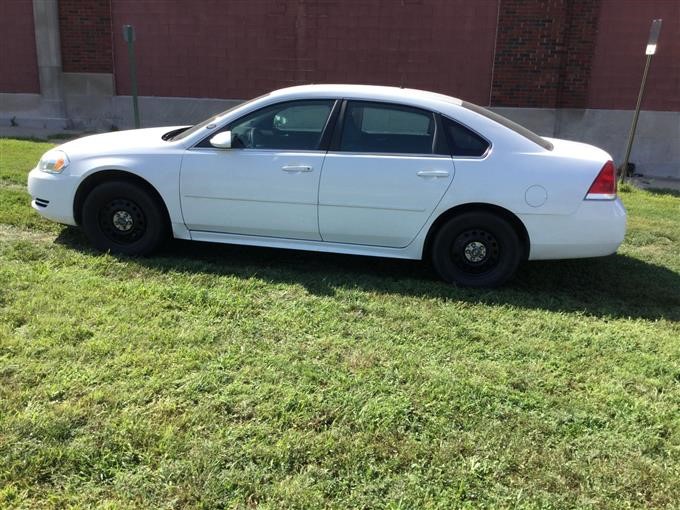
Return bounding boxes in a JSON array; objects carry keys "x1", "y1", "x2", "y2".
[
  {"x1": 273, "y1": 104, "x2": 332, "y2": 132},
  {"x1": 210, "y1": 100, "x2": 334, "y2": 150},
  {"x1": 339, "y1": 101, "x2": 435, "y2": 154},
  {"x1": 442, "y1": 117, "x2": 490, "y2": 157}
]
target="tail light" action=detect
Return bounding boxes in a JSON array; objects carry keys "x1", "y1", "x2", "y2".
[{"x1": 585, "y1": 160, "x2": 617, "y2": 200}]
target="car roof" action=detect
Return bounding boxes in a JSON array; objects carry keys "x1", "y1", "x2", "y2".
[
  {"x1": 267, "y1": 84, "x2": 464, "y2": 107},
  {"x1": 179, "y1": 84, "x2": 550, "y2": 154}
]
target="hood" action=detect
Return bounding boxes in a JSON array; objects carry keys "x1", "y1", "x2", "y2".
[{"x1": 56, "y1": 126, "x2": 186, "y2": 156}]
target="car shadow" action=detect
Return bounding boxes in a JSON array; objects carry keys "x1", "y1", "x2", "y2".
[{"x1": 55, "y1": 226, "x2": 680, "y2": 322}]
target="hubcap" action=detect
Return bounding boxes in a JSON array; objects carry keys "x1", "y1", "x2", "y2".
[
  {"x1": 451, "y1": 229, "x2": 500, "y2": 275},
  {"x1": 98, "y1": 198, "x2": 146, "y2": 244},
  {"x1": 464, "y1": 241, "x2": 487, "y2": 263},
  {"x1": 112, "y1": 210, "x2": 134, "y2": 232}
]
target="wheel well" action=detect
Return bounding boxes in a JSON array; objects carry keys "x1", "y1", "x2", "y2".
[
  {"x1": 73, "y1": 170, "x2": 171, "y2": 228},
  {"x1": 423, "y1": 203, "x2": 530, "y2": 261}
]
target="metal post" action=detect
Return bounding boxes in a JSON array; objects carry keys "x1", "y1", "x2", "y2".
[
  {"x1": 620, "y1": 54, "x2": 651, "y2": 182},
  {"x1": 620, "y1": 19, "x2": 662, "y2": 183},
  {"x1": 123, "y1": 25, "x2": 140, "y2": 129}
]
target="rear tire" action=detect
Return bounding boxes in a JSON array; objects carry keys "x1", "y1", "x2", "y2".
[
  {"x1": 81, "y1": 180, "x2": 167, "y2": 255},
  {"x1": 431, "y1": 212, "x2": 521, "y2": 287}
]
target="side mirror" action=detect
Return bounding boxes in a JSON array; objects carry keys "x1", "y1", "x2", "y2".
[{"x1": 210, "y1": 131, "x2": 232, "y2": 149}]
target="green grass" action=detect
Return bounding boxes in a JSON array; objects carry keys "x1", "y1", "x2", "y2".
[{"x1": 1, "y1": 138, "x2": 679, "y2": 509}]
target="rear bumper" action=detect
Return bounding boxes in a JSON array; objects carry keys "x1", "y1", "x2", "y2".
[
  {"x1": 522, "y1": 198, "x2": 627, "y2": 260},
  {"x1": 27, "y1": 167, "x2": 78, "y2": 226}
]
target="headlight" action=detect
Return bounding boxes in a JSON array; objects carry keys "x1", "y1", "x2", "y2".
[{"x1": 39, "y1": 150, "x2": 70, "y2": 173}]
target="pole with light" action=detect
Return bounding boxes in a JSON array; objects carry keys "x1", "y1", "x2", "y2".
[{"x1": 620, "y1": 19, "x2": 662, "y2": 183}]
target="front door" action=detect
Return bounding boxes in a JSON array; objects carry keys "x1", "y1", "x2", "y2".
[{"x1": 180, "y1": 100, "x2": 336, "y2": 240}]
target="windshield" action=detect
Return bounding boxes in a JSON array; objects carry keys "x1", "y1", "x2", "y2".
[
  {"x1": 168, "y1": 93, "x2": 270, "y2": 141},
  {"x1": 462, "y1": 101, "x2": 554, "y2": 151}
]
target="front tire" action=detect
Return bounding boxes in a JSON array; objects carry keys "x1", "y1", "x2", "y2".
[
  {"x1": 431, "y1": 212, "x2": 521, "y2": 287},
  {"x1": 81, "y1": 181, "x2": 167, "y2": 255}
]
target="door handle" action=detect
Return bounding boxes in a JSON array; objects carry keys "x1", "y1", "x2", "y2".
[
  {"x1": 282, "y1": 165, "x2": 313, "y2": 173},
  {"x1": 417, "y1": 170, "x2": 449, "y2": 178}
]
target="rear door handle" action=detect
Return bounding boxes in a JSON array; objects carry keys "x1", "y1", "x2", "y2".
[
  {"x1": 417, "y1": 170, "x2": 450, "y2": 178},
  {"x1": 282, "y1": 165, "x2": 313, "y2": 173}
]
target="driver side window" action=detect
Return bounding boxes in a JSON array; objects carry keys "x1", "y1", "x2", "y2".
[{"x1": 225, "y1": 100, "x2": 335, "y2": 151}]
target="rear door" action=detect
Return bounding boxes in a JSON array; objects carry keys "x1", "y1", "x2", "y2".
[{"x1": 318, "y1": 100, "x2": 454, "y2": 247}]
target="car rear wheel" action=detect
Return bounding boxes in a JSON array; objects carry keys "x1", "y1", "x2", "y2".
[
  {"x1": 431, "y1": 212, "x2": 521, "y2": 287},
  {"x1": 81, "y1": 180, "x2": 167, "y2": 255}
]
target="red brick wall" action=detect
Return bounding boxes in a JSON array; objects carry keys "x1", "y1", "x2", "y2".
[
  {"x1": 59, "y1": 0, "x2": 113, "y2": 73},
  {"x1": 4, "y1": 0, "x2": 677, "y2": 112},
  {"x1": 588, "y1": 0, "x2": 680, "y2": 111},
  {"x1": 0, "y1": 0, "x2": 39, "y2": 93},
  {"x1": 557, "y1": 0, "x2": 601, "y2": 108},
  {"x1": 490, "y1": 0, "x2": 601, "y2": 108},
  {"x1": 110, "y1": 0, "x2": 499, "y2": 104}
]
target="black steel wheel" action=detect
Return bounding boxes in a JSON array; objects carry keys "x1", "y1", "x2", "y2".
[
  {"x1": 81, "y1": 180, "x2": 167, "y2": 255},
  {"x1": 431, "y1": 212, "x2": 521, "y2": 287},
  {"x1": 97, "y1": 198, "x2": 147, "y2": 245}
]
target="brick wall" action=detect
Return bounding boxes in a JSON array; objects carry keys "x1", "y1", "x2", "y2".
[
  {"x1": 0, "y1": 0, "x2": 39, "y2": 93},
  {"x1": 3, "y1": 0, "x2": 677, "y2": 112},
  {"x1": 588, "y1": 0, "x2": 680, "y2": 111},
  {"x1": 110, "y1": 0, "x2": 499, "y2": 104},
  {"x1": 490, "y1": 0, "x2": 600, "y2": 108},
  {"x1": 490, "y1": 0, "x2": 679, "y2": 111},
  {"x1": 59, "y1": 0, "x2": 113, "y2": 73},
  {"x1": 557, "y1": 0, "x2": 601, "y2": 108}
]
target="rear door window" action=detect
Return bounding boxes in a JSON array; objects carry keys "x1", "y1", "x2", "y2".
[{"x1": 339, "y1": 101, "x2": 436, "y2": 155}]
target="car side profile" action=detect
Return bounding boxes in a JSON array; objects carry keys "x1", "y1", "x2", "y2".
[{"x1": 28, "y1": 84, "x2": 626, "y2": 287}]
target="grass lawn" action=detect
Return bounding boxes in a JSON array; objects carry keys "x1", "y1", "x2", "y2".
[{"x1": 1, "y1": 138, "x2": 679, "y2": 509}]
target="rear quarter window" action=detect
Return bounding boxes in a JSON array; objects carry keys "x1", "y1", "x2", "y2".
[
  {"x1": 442, "y1": 117, "x2": 490, "y2": 157},
  {"x1": 462, "y1": 101, "x2": 553, "y2": 151}
]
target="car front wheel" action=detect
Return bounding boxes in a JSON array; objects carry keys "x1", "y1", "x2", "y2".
[
  {"x1": 431, "y1": 212, "x2": 522, "y2": 287},
  {"x1": 81, "y1": 180, "x2": 167, "y2": 255}
]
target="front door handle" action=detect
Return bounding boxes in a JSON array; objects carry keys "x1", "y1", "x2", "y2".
[
  {"x1": 282, "y1": 165, "x2": 313, "y2": 173},
  {"x1": 417, "y1": 170, "x2": 450, "y2": 178}
]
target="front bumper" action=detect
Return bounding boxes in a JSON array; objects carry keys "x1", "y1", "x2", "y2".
[
  {"x1": 27, "y1": 167, "x2": 78, "y2": 226},
  {"x1": 522, "y1": 198, "x2": 627, "y2": 260}
]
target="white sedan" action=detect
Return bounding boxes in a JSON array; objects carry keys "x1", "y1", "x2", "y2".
[{"x1": 28, "y1": 85, "x2": 626, "y2": 287}]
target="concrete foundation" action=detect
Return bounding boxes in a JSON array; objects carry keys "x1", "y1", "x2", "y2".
[
  {"x1": 111, "y1": 96, "x2": 242, "y2": 130},
  {"x1": 494, "y1": 107, "x2": 680, "y2": 179},
  {"x1": 0, "y1": 90, "x2": 677, "y2": 179}
]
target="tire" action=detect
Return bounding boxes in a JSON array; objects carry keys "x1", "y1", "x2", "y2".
[
  {"x1": 81, "y1": 180, "x2": 167, "y2": 255},
  {"x1": 431, "y1": 212, "x2": 522, "y2": 287}
]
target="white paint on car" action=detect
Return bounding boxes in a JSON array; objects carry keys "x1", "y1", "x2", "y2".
[{"x1": 27, "y1": 84, "x2": 627, "y2": 284}]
